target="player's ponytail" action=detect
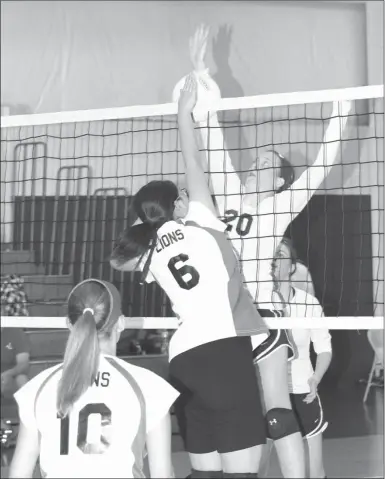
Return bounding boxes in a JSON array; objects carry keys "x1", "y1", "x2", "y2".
[
  {"x1": 111, "y1": 221, "x2": 156, "y2": 267},
  {"x1": 57, "y1": 310, "x2": 100, "y2": 418},
  {"x1": 111, "y1": 180, "x2": 179, "y2": 270},
  {"x1": 57, "y1": 280, "x2": 113, "y2": 418}
]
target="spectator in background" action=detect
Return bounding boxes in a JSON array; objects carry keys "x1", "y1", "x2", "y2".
[
  {"x1": 1, "y1": 274, "x2": 30, "y2": 398},
  {"x1": 260, "y1": 238, "x2": 331, "y2": 479},
  {"x1": 1, "y1": 326, "x2": 30, "y2": 398},
  {"x1": 1, "y1": 274, "x2": 29, "y2": 317}
]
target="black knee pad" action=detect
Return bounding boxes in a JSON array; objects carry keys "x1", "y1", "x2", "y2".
[
  {"x1": 191, "y1": 469, "x2": 223, "y2": 478},
  {"x1": 265, "y1": 408, "x2": 300, "y2": 440}
]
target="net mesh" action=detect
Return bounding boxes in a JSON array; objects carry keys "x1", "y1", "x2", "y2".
[{"x1": 1, "y1": 87, "x2": 384, "y2": 331}]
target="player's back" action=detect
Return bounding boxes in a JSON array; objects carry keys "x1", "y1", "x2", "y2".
[
  {"x1": 29, "y1": 356, "x2": 153, "y2": 478},
  {"x1": 146, "y1": 202, "x2": 267, "y2": 360}
]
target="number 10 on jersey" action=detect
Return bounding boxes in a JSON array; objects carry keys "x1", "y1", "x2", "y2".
[{"x1": 168, "y1": 254, "x2": 200, "y2": 290}]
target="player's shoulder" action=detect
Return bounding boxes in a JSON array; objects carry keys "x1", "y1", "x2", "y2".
[
  {"x1": 185, "y1": 201, "x2": 226, "y2": 232},
  {"x1": 30, "y1": 363, "x2": 63, "y2": 388},
  {"x1": 15, "y1": 363, "x2": 62, "y2": 403},
  {"x1": 103, "y1": 355, "x2": 160, "y2": 382}
]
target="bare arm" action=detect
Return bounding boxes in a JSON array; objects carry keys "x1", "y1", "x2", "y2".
[
  {"x1": 146, "y1": 413, "x2": 174, "y2": 478},
  {"x1": 278, "y1": 101, "x2": 352, "y2": 217},
  {"x1": 188, "y1": 26, "x2": 242, "y2": 216},
  {"x1": 9, "y1": 421, "x2": 40, "y2": 478},
  {"x1": 304, "y1": 327, "x2": 332, "y2": 403},
  {"x1": 313, "y1": 350, "x2": 332, "y2": 384},
  {"x1": 198, "y1": 98, "x2": 243, "y2": 215},
  {"x1": 178, "y1": 74, "x2": 218, "y2": 216}
]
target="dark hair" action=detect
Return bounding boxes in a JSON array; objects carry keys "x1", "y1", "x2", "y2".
[
  {"x1": 271, "y1": 236, "x2": 298, "y2": 286},
  {"x1": 271, "y1": 237, "x2": 298, "y2": 308},
  {"x1": 111, "y1": 180, "x2": 179, "y2": 278},
  {"x1": 266, "y1": 150, "x2": 295, "y2": 193},
  {"x1": 57, "y1": 279, "x2": 120, "y2": 418},
  {"x1": 280, "y1": 237, "x2": 297, "y2": 277}
]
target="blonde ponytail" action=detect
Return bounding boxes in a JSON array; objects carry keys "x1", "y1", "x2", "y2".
[{"x1": 57, "y1": 311, "x2": 100, "y2": 418}]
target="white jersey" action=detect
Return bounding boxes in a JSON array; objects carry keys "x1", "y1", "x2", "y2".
[
  {"x1": 198, "y1": 70, "x2": 347, "y2": 310},
  {"x1": 225, "y1": 189, "x2": 304, "y2": 309},
  {"x1": 14, "y1": 355, "x2": 179, "y2": 478},
  {"x1": 287, "y1": 288, "x2": 332, "y2": 393},
  {"x1": 143, "y1": 201, "x2": 268, "y2": 361}
]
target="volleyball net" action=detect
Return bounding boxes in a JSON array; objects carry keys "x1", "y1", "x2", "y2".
[{"x1": 1, "y1": 84, "x2": 384, "y2": 332}]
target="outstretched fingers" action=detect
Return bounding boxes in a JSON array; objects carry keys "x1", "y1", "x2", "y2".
[{"x1": 183, "y1": 73, "x2": 197, "y2": 93}]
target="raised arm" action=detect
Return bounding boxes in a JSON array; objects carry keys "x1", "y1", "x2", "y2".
[
  {"x1": 178, "y1": 73, "x2": 218, "y2": 216},
  {"x1": 279, "y1": 100, "x2": 352, "y2": 216},
  {"x1": 189, "y1": 25, "x2": 242, "y2": 216},
  {"x1": 198, "y1": 90, "x2": 243, "y2": 214}
]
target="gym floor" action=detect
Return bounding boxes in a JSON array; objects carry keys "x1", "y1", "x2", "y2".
[
  {"x1": 1, "y1": 381, "x2": 383, "y2": 478},
  {"x1": 172, "y1": 382, "x2": 384, "y2": 478}
]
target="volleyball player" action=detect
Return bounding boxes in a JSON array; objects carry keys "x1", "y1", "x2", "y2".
[
  {"x1": 291, "y1": 261, "x2": 316, "y2": 296},
  {"x1": 185, "y1": 25, "x2": 351, "y2": 478},
  {"x1": 111, "y1": 74, "x2": 269, "y2": 478},
  {"x1": 9, "y1": 279, "x2": 179, "y2": 478},
  {"x1": 259, "y1": 238, "x2": 331, "y2": 479}
]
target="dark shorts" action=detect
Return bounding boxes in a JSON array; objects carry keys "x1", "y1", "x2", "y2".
[
  {"x1": 252, "y1": 310, "x2": 296, "y2": 363},
  {"x1": 169, "y1": 336, "x2": 266, "y2": 454},
  {"x1": 290, "y1": 393, "x2": 328, "y2": 438}
]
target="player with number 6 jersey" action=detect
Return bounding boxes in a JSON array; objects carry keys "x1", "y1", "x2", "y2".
[
  {"x1": 9, "y1": 279, "x2": 179, "y2": 479},
  {"x1": 142, "y1": 200, "x2": 269, "y2": 361},
  {"x1": 111, "y1": 73, "x2": 268, "y2": 478}
]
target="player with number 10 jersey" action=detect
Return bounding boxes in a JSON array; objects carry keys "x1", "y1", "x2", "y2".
[{"x1": 111, "y1": 74, "x2": 269, "y2": 476}]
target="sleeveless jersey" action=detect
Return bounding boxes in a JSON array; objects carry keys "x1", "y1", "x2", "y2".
[
  {"x1": 217, "y1": 187, "x2": 312, "y2": 310},
  {"x1": 14, "y1": 355, "x2": 179, "y2": 478},
  {"x1": 144, "y1": 201, "x2": 268, "y2": 361}
]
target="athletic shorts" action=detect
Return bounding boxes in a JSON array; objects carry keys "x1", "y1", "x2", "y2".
[
  {"x1": 290, "y1": 393, "x2": 328, "y2": 439},
  {"x1": 252, "y1": 310, "x2": 296, "y2": 363},
  {"x1": 169, "y1": 336, "x2": 266, "y2": 454}
]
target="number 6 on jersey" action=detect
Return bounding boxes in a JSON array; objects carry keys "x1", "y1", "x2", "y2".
[{"x1": 168, "y1": 254, "x2": 200, "y2": 290}]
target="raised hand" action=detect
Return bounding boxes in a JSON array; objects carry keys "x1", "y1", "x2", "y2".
[
  {"x1": 178, "y1": 73, "x2": 198, "y2": 115},
  {"x1": 189, "y1": 24, "x2": 209, "y2": 72}
]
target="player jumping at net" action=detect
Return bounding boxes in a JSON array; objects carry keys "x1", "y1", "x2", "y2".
[
  {"x1": 180, "y1": 25, "x2": 352, "y2": 479},
  {"x1": 111, "y1": 74, "x2": 269, "y2": 478},
  {"x1": 259, "y1": 238, "x2": 332, "y2": 479},
  {"x1": 9, "y1": 279, "x2": 179, "y2": 479}
]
